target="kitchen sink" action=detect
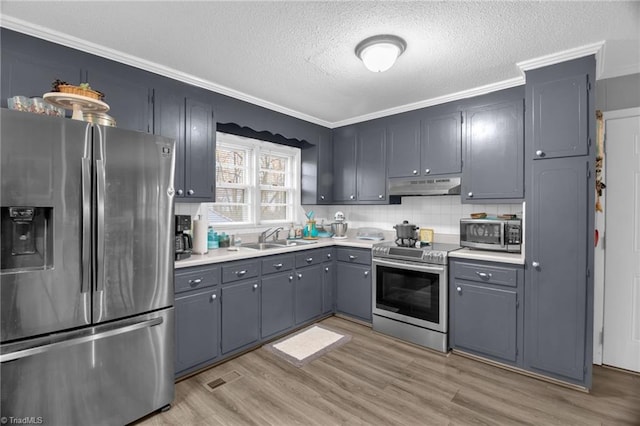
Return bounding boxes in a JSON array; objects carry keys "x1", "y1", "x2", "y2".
[
  {"x1": 277, "y1": 239, "x2": 318, "y2": 246},
  {"x1": 241, "y1": 242, "x2": 285, "y2": 250}
]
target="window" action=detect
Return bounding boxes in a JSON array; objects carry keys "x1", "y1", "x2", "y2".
[{"x1": 206, "y1": 132, "x2": 300, "y2": 227}]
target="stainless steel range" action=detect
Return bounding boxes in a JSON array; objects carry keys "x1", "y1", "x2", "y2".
[{"x1": 371, "y1": 241, "x2": 460, "y2": 352}]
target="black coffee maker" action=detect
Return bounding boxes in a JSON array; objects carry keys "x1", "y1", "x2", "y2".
[{"x1": 175, "y1": 215, "x2": 193, "y2": 260}]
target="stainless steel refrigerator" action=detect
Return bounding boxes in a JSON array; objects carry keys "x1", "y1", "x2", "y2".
[{"x1": 0, "y1": 109, "x2": 175, "y2": 425}]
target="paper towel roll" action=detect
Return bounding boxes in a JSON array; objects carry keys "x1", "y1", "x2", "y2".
[{"x1": 192, "y1": 219, "x2": 208, "y2": 254}]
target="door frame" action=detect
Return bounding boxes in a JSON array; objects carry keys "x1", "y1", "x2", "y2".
[{"x1": 593, "y1": 107, "x2": 640, "y2": 365}]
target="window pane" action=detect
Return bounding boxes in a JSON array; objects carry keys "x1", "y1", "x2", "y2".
[
  {"x1": 216, "y1": 188, "x2": 246, "y2": 203},
  {"x1": 208, "y1": 205, "x2": 248, "y2": 223},
  {"x1": 261, "y1": 205, "x2": 286, "y2": 221},
  {"x1": 259, "y1": 171, "x2": 285, "y2": 186},
  {"x1": 260, "y1": 154, "x2": 286, "y2": 171},
  {"x1": 216, "y1": 165, "x2": 245, "y2": 184},
  {"x1": 217, "y1": 148, "x2": 245, "y2": 166},
  {"x1": 261, "y1": 190, "x2": 287, "y2": 204}
]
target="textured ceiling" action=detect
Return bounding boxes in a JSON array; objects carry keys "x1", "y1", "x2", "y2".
[{"x1": 1, "y1": 1, "x2": 639, "y2": 127}]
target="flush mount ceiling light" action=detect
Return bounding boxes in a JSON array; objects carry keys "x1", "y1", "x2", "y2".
[{"x1": 355, "y1": 34, "x2": 407, "y2": 73}]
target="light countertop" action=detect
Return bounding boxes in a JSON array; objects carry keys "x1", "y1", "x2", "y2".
[
  {"x1": 449, "y1": 247, "x2": 525, "y2": 265},
  {"x1": 175, "y1": 237, "x2": 378, "y2": 269}
]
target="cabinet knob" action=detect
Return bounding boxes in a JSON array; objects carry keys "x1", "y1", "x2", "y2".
[
  {"x1": 425, "y1": 168, "x2": 431, "y2": 174},
  {"x1": 289, "y1": 275, "x2": 294, "y2": 281},
  {"x1": 188, "y1": 278, "x2": 203, "y2": 285},
  {"x1": 467, "y1": 192, "x2": 473, "y2": 198},
  {"x1": 532, "y1": 261, "x2": 540, "y2": 268},
  {"x1": 253, "y1": 283, "x2": 258, "y2": 289},
  {"x1": 211, "y1": 294, "x2": 217, "y2": 300},
  {"x1": 297, "y1": 273, "x2": 303, "y2": 279},
  {"x1": 325, "y1": 267, "x2": 329, "y2": 272},
  {"x1": 535, "y1": 150, "x2": 544, "y2": 157},
  {"x1": 326, "y1": 253, "x2": 331, "y2": 259},
  {"x1": 177, "y1": 189, "x2": 184, "y2": 196},
  {"x1": 378, "y1": 194, "x2": 383, "y2": 199},
  {"x1": 364, "y1": 270, "x2": 369, "y2": 277},
  {"x1": 350, "y1": 195, "x2": 355, "y2": 200},
  {"x1": 320, "y1": 195, "x2": 325, "y2": 200},
  {"x1": 412, "y1": 170, "x2": 418, "y2": 175},
  {"x1": 187, "y1": 189, "x2": 195, "y2": 195},
  {"x1": 456, "y1": 286, "x2": 462, "y2": 293}
]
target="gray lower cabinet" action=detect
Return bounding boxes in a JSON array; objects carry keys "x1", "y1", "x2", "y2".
[
  {"x1": 335, "y1": 248, "x2": 372, "y2": 322},
  {"x1": 221, "y1": 279, "x2": 260, "y2": 355},
  {"x1": 261, "y1": 272, "x2": 295, "y2": 339},
  {"x1": 449, "y1": 260, "x2": 523, "y2": 367},
  {"x1": 294, "y1": 264, "x2": 323, "y2": 325},
  {"x1": 322, "y1": 249, "x2": 335, "y2": 314}
]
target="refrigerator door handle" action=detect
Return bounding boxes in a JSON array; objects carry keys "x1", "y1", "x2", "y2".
[
  {"x1": 95, "y1": 158, "x2": 106, "y2": 292},
  {"x1": 81, "y1": 157, "x2": 92, "y2": 294},
  {"x1": 0, "y1": 317, "x2": 163, "y2": 363}
]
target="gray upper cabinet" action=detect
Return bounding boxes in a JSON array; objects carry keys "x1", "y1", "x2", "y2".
[
  {"x1": 184, "y1": 98, "x2": 216, "y2": 201},
  {"x1": 153, "y1": 86, "x2": 186, "y2": 199},
  {"x1": 357, "y1": 125, "x2": 387, "y2": 201},
  {"x1": 387, "y1": 118, "x2": 421, "y2": 178},
  {"x1": 462, "y1": 98, "x2": 524, "y2": 202},
  {"x1": 421, "y1": 111, "x2": 462, "y2": 176},
  {"x1": 317, "y1": 132, "x2": 334, "y2": 203},
  {"x1": 531, "y1": 74, "x2": 589, "y2": 159},
  {"x1": 332, "y1": 126, "x2": 358, "y2": 202}
]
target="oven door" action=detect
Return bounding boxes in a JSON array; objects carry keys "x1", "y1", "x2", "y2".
[{"x1": 372, "y1": 258, "x2": 447, "y2": 332}]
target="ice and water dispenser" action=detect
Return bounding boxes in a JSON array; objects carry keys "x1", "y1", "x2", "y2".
[{"x1": 1, "y1": 206, "x2": 53, "y2": 272}]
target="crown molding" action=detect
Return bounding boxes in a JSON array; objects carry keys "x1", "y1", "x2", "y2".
[
  {"x1": 331, "y1": 77, "x2": 525, "y2": 128},
  {"x1": 516, "y1": 41, "x2": 605, "y2": 78},
  {"x1": 0, "y1": 16, "x2": 333, "y2": 128}
]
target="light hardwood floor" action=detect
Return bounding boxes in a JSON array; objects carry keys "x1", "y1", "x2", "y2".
[{"x1": 137, "y1": 317, "x2": 640, "y2": 425}]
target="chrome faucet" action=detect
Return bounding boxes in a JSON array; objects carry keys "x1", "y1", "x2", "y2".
[{"x1": 259, "y1": 226, "x2": 284, "y2": 243}]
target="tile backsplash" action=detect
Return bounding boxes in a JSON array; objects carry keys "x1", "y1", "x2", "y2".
[{"x1": 177, "y1": 197, "x2": 523, "y2": 237}]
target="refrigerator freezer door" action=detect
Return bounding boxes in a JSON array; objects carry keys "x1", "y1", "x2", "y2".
[
  {"x1": 93, "y1": 125, "x2": 175, "y2": 323},
  {"x1": 0, "y1": 307, "x2": 174, "y2": 425},
  {"x1": 0, "y1": 110, "x2": 91, "y2": 342}
]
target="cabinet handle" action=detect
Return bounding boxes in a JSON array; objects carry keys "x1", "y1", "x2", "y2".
[
  {"x1": 378, "y1": 194, "x2": 383, "y2": 199},
  {"x1": 326, "y1": 253, "x2": 331, "y2": 259},
  {"x1": 535, "y1": 150, "x2": 545, "y2": 158},
  {"x1": 210, "y1": 294, "x2": 217, "y2": 301},
  {"x1": 349, "y1": 255, "x2": 358, "y2": 260},
  {"x1": 297, "y1": 273, "x2": 303, "y2": 280},
  {"x1": 364, "y1": 270, "x2": 369, "y2": 277},
  {"x1": 289, "y1": 275, "x2": 294, "y2": 281},
  {"x1": 177, "y1": 189, "x2": 184, "y2": 196},
  {"x1": 349, "y1": 195, "x2": 355, "y2": 200},
  {"x1": 306, "y1": 257, "x2": 313, "y2": 263},
  {"x1": 273, "y1": 263, "x2": 283, "y2": 269},
  {"x1": 320, "y1": 195, "x2": 325, "y2": 200},
  {"x1": 188, "y1": 278, "x2": 203, "y2": 285},
  {"x1": 425, "y1": 168, "x2": 430, "y2": 174},
  {"x1": 253, "y1": 283, "x2": 258, "y2": 289},
  {"x1": 412, "y1": 170, "x2": 418, "y2": 175},
  {"x1": 475, "y1": 272, "x2": 492, "y2": 279},
  {"x1": 325, "y1": 267, "x2": 329, "y2": 272},
  {"x1": 236, "y1": 270, "x2": 247, "y2": 277},
  {"x1": 532, "y1": 261, "x2": 540, "y2": 268},
  {"x1": 187, "y1": 189, "x2": 195, "y2": 195},
  {"x1": 456, "y1": 286, "x2": 462, "y2": 293},
  {"x1": 467, "y1": 192, "x2": 473, "y2": 198}
]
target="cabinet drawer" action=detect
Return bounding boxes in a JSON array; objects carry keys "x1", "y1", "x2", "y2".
[
  {"x1": 222, "y1": 261, "x2": 260, "y2": 283},
  {"x1": 336, "y1": 248, "x2": 371, "y2": 265},
  {"x1": 454, "y1": 261, "x2": 518, "y2": 288},
  {"x1": 295, "y1": 249, "x2": 324, "y2": 268},
  {"x1": 261, "y1": 254, "x2": 294, "y2": 275},
  {"x1": 175, "y1": 266, "x2": 220, "y2": 294}
]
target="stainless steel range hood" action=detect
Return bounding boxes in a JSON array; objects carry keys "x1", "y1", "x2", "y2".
[{"x1": 389, "y1": 177, "x2": 461, "y2": 197}]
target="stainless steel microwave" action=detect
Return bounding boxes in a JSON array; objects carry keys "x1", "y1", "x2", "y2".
[{"x1": 459, "y1": 218, "x2": 522, "y2": 253}]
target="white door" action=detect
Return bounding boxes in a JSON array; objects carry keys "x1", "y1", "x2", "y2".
[{"x1": 602, "y1": 108, "x2": 640, "y2": 373}]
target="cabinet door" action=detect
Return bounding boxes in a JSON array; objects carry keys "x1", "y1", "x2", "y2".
[
  {"x1": 387, "y1": 119, "x2": 421, "y2": 178},
  {"x1": 525, "y1": 157, "x2": 588, "y2": 382},
  {"x1": 336, "y1": 263, "x2": 372, "y2": 322},
  {"x1": 421, "y1": 111, "x2": 462, "y2": 176},
  {"x1": 322, "y1": 261, "x2": 335, "y2": 314},
  {"x1": 332, "y1": 126, "x2": 357, "y2": 202},
  {"x1": 531, "y1": 74, "x2": 589, "y2": 159},
  {"x1": 85, "y1": 63, "x2": 152, "y2": 133},
  {"x1": 463, "y1": 99, "x2": 524, "y2": 201},
  {"x1": 175, "y1": 289, "x2": 219, "y2": 375},
  {"x1": 184, "y1": 98, "x2": 215, "y2": 201},
  {"x1": 261, "y1": 273, "x2": 295, "y2": 338},
  {"x1": 317, "y1": 132, "x2": 334, "y2": 203},
  {"x1": 357, "y1": 125, "x2": 387, "y2": 202},
  {"x1": 221, "y1": 280, "x2": 260, "y2": 354},
  {"x1": 451, "y1": 282, "x2": 517, "y2": 363},
  {"x1": 154, "y1": 88, "x2": 186, "y2": 198},
  {"x1": 294, "y1": 264, "x2": 323, "y2": 325}
]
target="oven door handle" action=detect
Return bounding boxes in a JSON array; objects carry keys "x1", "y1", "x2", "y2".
[{"x1": 372, "y1": 258, "x2": 445, "y2": 274}]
